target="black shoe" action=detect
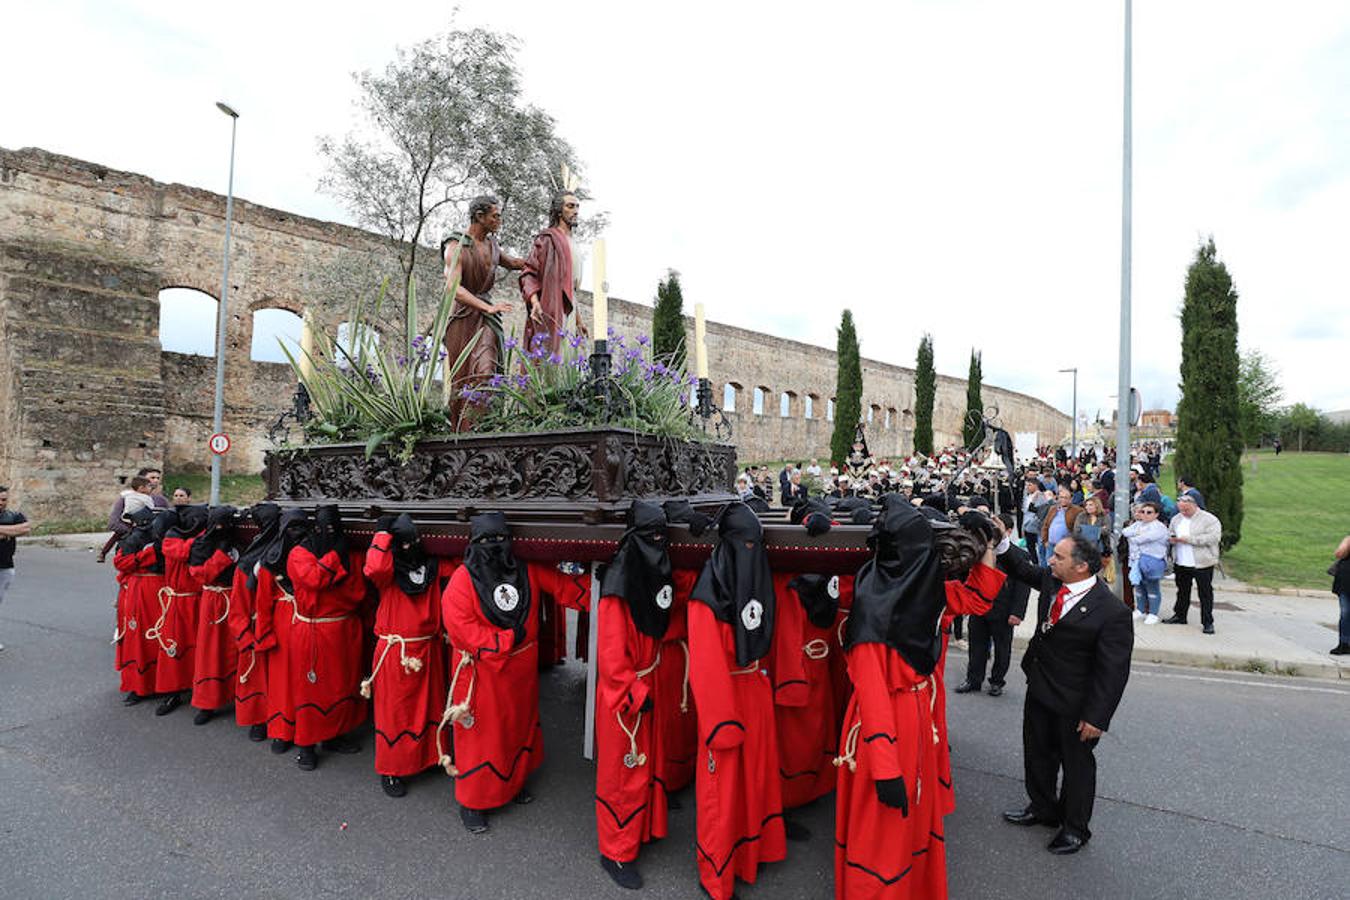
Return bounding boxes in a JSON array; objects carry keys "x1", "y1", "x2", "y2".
[
  {"x1": 986, "y1": 684, "x2": 1004, "y2": 697},
  {"x1": 513, "y1": 787, "x2": 534, "y2": 805},
  {"x1": 323, "y1": 734, "x2": 361, "y2": 754},
  {"x1": 1047, "y1": 830, "x2": 1087, "y2": 854},
  {"x1": 954, "y1": 681, "x2": 980, "y2": 694},
  {"x1": 248, "y1": 724, "x2": 268, "y2": 742},
  {"x1": 1003, "y1": 807, "x2": 1060, "y2": 828},
  {"x1": 296, "y1": 746, "x2": 318, "y2": 771},
  {"x1": 1202, "y1": 624, "x2": 1215, "y2": 635},
  {"x1": 154, "y1": 694, "x2": 183, "y2": 717},
  {"x1": 1331, "y1": 644, "x2": 1350, "y2": 656},
  {"x1": 1161, "y1": 616, "x2": 1187, "y2": 625},
  {"x1": 600, "y1": 855, "x2": 643, "y2": 890},
  {"x1": 784, "y1": 818, "x2": 811, "y2": 842},
  {"x1": 270, "y1": 738, "x2": 293, "y2": 755},
  {"x1": 192, "y1": 708, "x2": 214, "y2": 726},
  {"x1": 122, "y1": 692, "x2": 142, "y2": 707},
  {"x1": 460, "y1": 806, "x2": 489, "y2": 834},
  {"x1": 381, "y1": 775, "x2": 407, "y2": 798}
]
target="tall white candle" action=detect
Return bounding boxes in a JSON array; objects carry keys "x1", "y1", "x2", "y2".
[
  {"x1": 298, "y1": 309, "x2": 315, "y2": 380},
  {"x1": 592, "y1": 239, "x2": 608, "y2": 340},
  {"x1": 694, "y1": 303, "x2": 708, "y2": 379}
]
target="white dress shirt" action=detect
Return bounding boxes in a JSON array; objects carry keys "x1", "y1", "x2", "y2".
[
  {"x1": 1058, "y1": 575, "x2": 1098, "y2": 617},
  {"x1": 1173, "y1": 514, "x2": 1195, "y2": 567}
]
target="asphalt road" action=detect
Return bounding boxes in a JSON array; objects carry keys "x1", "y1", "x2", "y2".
[{"x1": 1, "y1": 547, "x2": 1347, "y2": 900}]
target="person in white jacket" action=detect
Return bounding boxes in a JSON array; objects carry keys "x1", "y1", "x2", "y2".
[{"x1": 1163, "y1": 494, "x2": 1223, "y2": 634}]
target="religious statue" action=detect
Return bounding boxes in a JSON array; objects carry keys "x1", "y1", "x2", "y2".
[
  {"x1": 519, "y1": 190, "x2": 586, "y2": 358},
  {"x1": 442, "y1": 195, "x2": 527, "y2": 429}
]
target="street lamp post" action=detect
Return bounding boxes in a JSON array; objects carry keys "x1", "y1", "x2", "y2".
[
  {"x1": 210, "y1": 101, "x2": 239, "y2": 506},
  {"x1": 1059, "y1": 367, "x2": 1078, "y2": 459},
  {"x1": 1112, "y1": 0, "x2": 1133, "y2": 598}
]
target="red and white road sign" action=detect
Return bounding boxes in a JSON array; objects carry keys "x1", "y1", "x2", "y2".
[{"x1": 209, "y1": 433, "x2": 231, "y2": 455}]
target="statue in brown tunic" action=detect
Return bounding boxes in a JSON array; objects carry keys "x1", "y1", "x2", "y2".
[
  {"x1": 519, "y1": 191, "x2": 586, "y2": 358},
  {"x1": 442, "y1": 195, "x2": 526, "y2": 429}
]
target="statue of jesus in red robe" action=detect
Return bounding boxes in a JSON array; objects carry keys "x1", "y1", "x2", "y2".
[{"x1": 519, "y1": 191, "x2": 586, "y2": 357}]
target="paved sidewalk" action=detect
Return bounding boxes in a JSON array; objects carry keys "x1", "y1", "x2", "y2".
[{"x1": 26, "y1": 533, "x2": 1349, "y2": 680}]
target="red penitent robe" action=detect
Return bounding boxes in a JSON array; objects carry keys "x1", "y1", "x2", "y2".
[
  {"x1": 829, "y1": 576, "x2": 857, "y2": 729},
  {"x1": 155, "y1": 536, "x2": 203, "y2": 693},
  {"x1": 652, "y1": 568, "x2": 700, "y2": 795},
  {"x1": 253, "y1": 568, "x2": 296, "y2": 742},
  {"x1": 188, "y1": 549, "x2": 238, "y2": 710},
  {"x1": 595, "y1": 594, "x2": 668, "y2": 863},
  {"x1": 519, "y1": 226, "x2": 574, "y2": 357},
  {"x1": 688, "y1": 600, "x2": 803, "y2": 900},
  {"x1": 285, "y1": 546, "x2": 370, "y2": 746},
  {"x1": 362, "y1": 537, "x2": 453, "y2": 777},
  {"x1": 933, "y1": 564, "x2": 1003, "y2": 816},
  {"x1": 440, "y1": 563, "x2": 589, "y2": 811},
  {"x1": 113, "y1": 545, "x2": 162, "y2": 695},
  {"x1": 771, "y1": 572, "x2": 841, "y2": 809},
  {"x1": 226, "y1": 565, "x2": 268, "y2": 727}
]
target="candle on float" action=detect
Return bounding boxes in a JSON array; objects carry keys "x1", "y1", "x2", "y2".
[
  {"x1": 298, "y1": 309, "x2": 316, "y2": 380},
  {"x1": 694, "y1": 303, "x2": 708, "y2": 379},
  {"x1": 591, "y1": 238, "x2": 608, "y2": 341}
]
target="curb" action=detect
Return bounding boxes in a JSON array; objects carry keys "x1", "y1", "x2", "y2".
[
  {"x1": 1212, "y1": 580, "x2": 1334, "y2": 600},
  {"x1": 1010, "y1": 635, "x2": 1349, "y2": 682}
]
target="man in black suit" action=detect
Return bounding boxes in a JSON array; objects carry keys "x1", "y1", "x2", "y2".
[
  {"x1": 993, "y1": 523, "x2": 1133, "y2": 854},
  {"x1": 956, "y1": 513, "x2": 1031, "y2": 697}
]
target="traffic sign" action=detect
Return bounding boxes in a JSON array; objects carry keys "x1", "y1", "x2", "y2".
[{"x1": 209, "y1": 433, "x2": 231, "y2": 455}]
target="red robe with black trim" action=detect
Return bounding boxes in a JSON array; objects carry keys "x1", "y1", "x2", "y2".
[
  {"x1": 113, "y1": 545, "x2": 162, "y2": 695},
  {"x1": 833, "y1": 563, "x2": 1005, "y2": 900},
  {"x1": 440, "y1": 563, "x2": 590, "y2": 811},
  {"x1": 285, "y1": 545, "x2": 370, "y2": 746},
  {"x1": 688, "y1": 599, "x2": 804, "y2": 900},
  {"x1": 155, "y1": 536, "x2": 203, "y2": 693},
  {"x1": 253, "y1": 568, "x2": 296, "y2": 742},
  {"x1": 362, "y1": 536, "x2": 453, "y2": 777},
  {"x1": 771, "y1": 572, "x2": 841, "y2": 809},
  {"x1": 934, "y1": 569, "x2": 998, "y2": 816},
  {"x1": 829, "y1": 576, "x2": 857, "y2": 729},
  {"x1": 188, "y1": 549, "x2": 238, "y2": 710},
  {"x1": 226, "y1": 565, "x2": 268, "y2": 727},
  {"x1": 652, "y1": 568, "x2": 700, "y2": 795},
  {"x1": 595, "y1": 594, "x2": 668, "y2": 862}
]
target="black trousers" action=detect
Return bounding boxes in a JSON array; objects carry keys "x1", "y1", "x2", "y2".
[
  {"x1": 965, "y1": 615, "x2": 1014, "y2": 687},
  {"x1": 1022, "y1": 694, "x2": 1099, "y2": 841},
  {"x1": 1172, "y1": 564, "x2": 1215, "y2": 626}
]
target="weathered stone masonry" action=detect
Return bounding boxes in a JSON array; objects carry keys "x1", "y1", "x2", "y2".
[{"x1": 0, "y1": 148, "x2": 1067, "y2": 521}]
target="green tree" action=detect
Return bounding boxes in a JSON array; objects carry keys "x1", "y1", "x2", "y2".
[
  {"x1": 1279, "y1": 402, "x2": 1322, "y2": 452},
  {"x1": 1173, "y1": 238, "x2": 1244, "y2": 550},
  {"x1": 913, "y1": 334, "x2": 935, "y2": 456},
  {"x1": 962, "y1": 349, "x2": 984, "y2": 448},
  {"x1": 831, "y1": 310, "x2": 863, "y2": 466},
  {"x1": 1236, "y1": 349, "x2": 1282, "y2": 447},
  {"x1": 651, "y1": 269, "x2": 686, "y2": 371}
]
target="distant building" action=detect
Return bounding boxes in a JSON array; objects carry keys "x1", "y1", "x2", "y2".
[
  {"x1": 1326, "y1": 409, "x2": 1350, "y2": 426},
  {"x1": 1140, "y1": 409, "x2": 1173, "y2": 429}
]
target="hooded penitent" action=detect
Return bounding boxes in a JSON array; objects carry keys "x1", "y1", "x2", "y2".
[
  {"x1": 691, "y1": 502, "x2": 775, "y2": 667},
  {"x1": 261, "y1": 509, "x2": 311, "y2": 587},
  {"x1": 303, "y1": 504, "x2": 347, "y2": 561},
  {"x1": 118, "y1": 505, "x2": 158, "y2": 556},
  {"x1": 189, "y1": 505, "x2": 238, "y2": 574},
  {"x1": 389, "y1": 513, "x2": 431, "y2": 596},
  {"x1": 167, "y1": 504, "x2": 209, "y2": 542},
  {"x1": 463, "y1": 512, "x2": 531, "y2": 642},
  {"x1": 786, "y1": 573, "x2": 842, "y2": 630},
  {"x1": 845, "y1": 494, "x2": 947, "y2": 675},
  {"x1": 147, "y1": 508, "x2": 178, "y2": 574},
  {"x1": 238, "y1": 503, "x2": 282, "y2": 590},
  {"x1": 600, "y1": 500, "x2": 673, "y2": 639}
]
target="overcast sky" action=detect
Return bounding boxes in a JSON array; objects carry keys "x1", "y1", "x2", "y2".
[{"x1": 4, "y1": 0, "x2": 1347, "y2": 418}]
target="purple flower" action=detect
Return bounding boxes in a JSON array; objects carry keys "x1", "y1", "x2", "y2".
[
  {"x1": 438, "y1": 349, "x2": 447, "y2": 360},
  {"x1": 531, "y1": 333, "x2": 548, "y2": 348},
  {"x1": 487, "y1": 374, "x2": 506, "y2": 388},
  {"x1": 607, "y1": 326, "x2": 617, "y2": 339},
  {"x1": 513, "y1": 374, "x2": 530, "y2": 390},
  {"x1": 625, "y1": 347, "x2": 642, "y2": 362},
  {"x1": 529, "y1": 345, "x2": 547, "y2": 361},
  {"x1": 548, "y1": 352, "x2": 563, "y2": 366},
  {"x1": 568, "y1": 333, "x2": 586, "y2": 349},
  {"x1": 395, "y1": 354, "x2": 408, "y2": 369},
  {"x1": 504, "y1": 336, "x2": 519, "y2": 351},
  {"x1": 572, "y1": 357, "x2": 588, "y2": 372},
  {"x1": 637, "y1": 334, "x2": 651, "y2": 346}
]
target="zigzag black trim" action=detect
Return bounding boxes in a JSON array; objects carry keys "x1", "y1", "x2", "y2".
[
  {"x1": 774, "y1": 679, "x2": 808, "y2": 693},
  {"x1": 455, "y1": 741, "x2": 537, "y2": 784},
  {"x1": 938, "y1": 776, "x2": 952, "y2": 789},
  {"x1": 294, "y1": 695, "x2": 363, "y2": 719},
  {"x1": 704, "y1": 720, "x2": 745, "y2": 747},
  {"x1": 595, "y1": 794, "x2": 648, "y2": 830},
  {"x1": 234, "y1": 690, "x2": 264, "y2": 705},
  {"x1": 267, "y1": 711, "x2": 295, "y2": 727},
  {"x1": 929, "y1": 830, "x2": 944, "y2": 842},
  {"x1": 695, "y1": 812, "x2": 783, "y2": 876},
  {"x1": 779, "y1": 766, "x2": 822, "y2": 780},
  {"x1": 116, "y1": 659, "x2": 158, "y2": 675},
  {"x1": 192, "y1": 673, "x2": 238, "y2": 688},
  {"x1": 863, "y1": 732, "x2": 897, "y2": 745},
  {"x1": 374, "y1": 720, "x2": 439, "y2": 747}
]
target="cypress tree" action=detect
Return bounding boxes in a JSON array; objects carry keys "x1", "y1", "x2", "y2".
[
  {"x1": 831, "y1": 310, "x2": 863, "y2": 467},
  {"x1": 913, "y1": 333, "x2": 935, "y2": 456},
  {"x1": 651, "y1": 269, "x2": 686, "y2": 371},
  {"x1": 963, "y1": 349, "x2": 984, "y2": 448},
  {"x1": 1173, "y1": 238, "x2": 1244, "y2": 550}
]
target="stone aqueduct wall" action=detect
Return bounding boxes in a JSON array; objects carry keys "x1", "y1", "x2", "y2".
[{"x1": 0, "y1": 147, "x2": 1068, "y2": 522}]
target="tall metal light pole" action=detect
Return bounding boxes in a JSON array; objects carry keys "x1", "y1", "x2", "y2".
[
  {"x1": 210, "y1": 101, "x2": 239, "y2": 506},
  {"x1": 1112, "y1": 0, "x2": 1133, "y2": 597},
  {"x1": 1059, "y1": 367, "x2": 1078, "y2": 459}
]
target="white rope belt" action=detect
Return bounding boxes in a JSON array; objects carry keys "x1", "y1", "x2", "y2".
[
  {"x1": 615, "y1": 650, "x2": 662, "y2": 769},
  {"x1": 238, "y1": 648, "x2": 257, "y2": 685},
  {"x1": 146, "y1": 587, "x2": 195, "y2": 658},
  {"x1": 203, "y1": 584, "x2": 231, "y2": 625},
  {"x1": 677, "y1": 639, "x2": 691, "y2": 713},
  {"x1": 360, "y1": 632, "x2": 437, "y2": 698},
  {"x1": 291, "y1": 610, "x2": 353, "y2": 625},
  {"x1": 803, "y1": 638, "x2": 830, "y2": 660},
  {"x1": 436, "y1": 639, "x2": 536, "y2": 775},
  {"x1": 832, "y1": 677, "x2": 937, "y2": 775}
]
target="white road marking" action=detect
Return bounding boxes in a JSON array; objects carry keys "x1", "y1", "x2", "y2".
[{"x1": 1134, "y1": 667, "x2": 1350, "y2": 695}]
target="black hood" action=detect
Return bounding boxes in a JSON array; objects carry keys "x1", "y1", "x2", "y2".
[
  {"x1": 600, "y1": 500, "x2": 673, "y2": 639},
  {"x1": 845, "y1": 494, "x2": 947, "y2": 675},
  {"x1": 302, "y1": 504, "x2": 346, "y2": 560},
  {"x1": 390, "y1": 513, "x2": 432, "y2": 596},
  {"x1": 167, "y1": 504, "x2": 209, "y2": 541},
  {"x1": 238, "y1": 503, "x2": 282, "y2": 590},
  {"x1": 691, "y1": 502, "x2": 775, "y2": 667},
  {"x1": 188, "y1": 505, "x2": 238, "y2": 576},
  {"x1": 117, "y1": 506, "x2": 158, "y2": 556},
  {"x1": 787, "y1": 573, "x2": 842, "y2": 630},
  {"x1": 261, "y1": 509, "x2": 311, "y2": 588},
  {"x1": 145, "y1": 508, "x2": 178, "y2": 574},
  {"x1": 463, "y1": 512, "x2": 531, "y2": 638}
]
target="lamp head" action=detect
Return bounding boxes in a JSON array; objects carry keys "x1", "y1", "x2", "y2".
[{"x1": 216, "y1": 101, "x2": 239, "y2": 118}]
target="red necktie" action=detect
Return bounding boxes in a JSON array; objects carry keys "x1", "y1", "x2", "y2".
[{"x1": 1049, "y1": 585, "x2": 1070, "y2": 625}]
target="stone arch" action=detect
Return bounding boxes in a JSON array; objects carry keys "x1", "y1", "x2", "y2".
[
  {"x1": 753, "y1": 385, "x2": 770, "y2": 416},
  {"x1": 886, "y1": 406, "x2": 897, "y2": 430},
  {"x1": 868, "y1": 403, "x2": 880, "y2": 424},
  {"x1": 158, "y1": 286, "x2": 218, "y2": 357},
  {"x1": 723, "y1": 382, "x2": 741, "y2": 413},
  {"x1": 780, "y1": 390, "x2": 797, "y2": 418},
  {"x1": 827, "y1": 397, "x2": 836, "y2": 422},
  {"x1": 805, "y1": 393, "x2": 819, "y2": 419},
  {"x1": 250, "y1": 307, "x2": 304, "y2": 363}
]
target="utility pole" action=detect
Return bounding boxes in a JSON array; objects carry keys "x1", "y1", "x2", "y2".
[
  {"x1": 1059, "y1": 367, "x2": 1078, "y2": 458},
  {"x1": 210, "y1": 101, "x2": 239, "y2": 506},
  {"x1": 1112, "y1": 0, "x2": 1133, "y2": 597}
]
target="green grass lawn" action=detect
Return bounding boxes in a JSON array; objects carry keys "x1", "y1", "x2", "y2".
[
  {"x1": 1161, "y1": 450, "x2": 1348, "y2": 590},
  {"x1": 162, "y1": 472, "x2": 268, "y2": 507}
]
